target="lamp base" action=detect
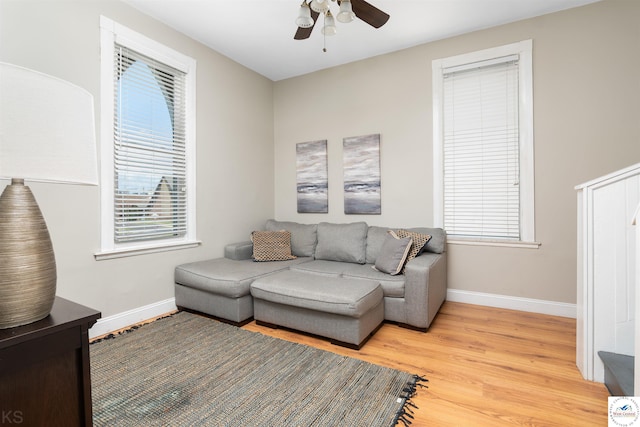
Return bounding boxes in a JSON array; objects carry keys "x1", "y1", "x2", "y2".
[{"x1": 0, "y1": 179, "x2": 56, "y2": 329}]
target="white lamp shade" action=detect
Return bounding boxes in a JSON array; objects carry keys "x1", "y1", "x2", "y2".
[
  {"x1": 322, "y1": 11, "x2": 337, "y2": 36},
  {"x1": 296, "y1": 2, "x2": 315, "y2": 28},
  {"x1": 0, "y1": 62, "x2": 98, "y2": 185},
  {"x1": 310, "y1": 0, "x2": 329, "y2": 14},
  {"x1": 337, "y1": 0, "x2": 356, "y2": 23}
]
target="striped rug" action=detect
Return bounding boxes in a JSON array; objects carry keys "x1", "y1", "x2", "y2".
[{"x1": 90, "y1": 311, "x2": 425, "y2": 426}]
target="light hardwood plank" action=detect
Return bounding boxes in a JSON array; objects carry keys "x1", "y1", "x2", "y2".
[{"x1": 242, "y1": 301, "x2": 610, "y2": 426}]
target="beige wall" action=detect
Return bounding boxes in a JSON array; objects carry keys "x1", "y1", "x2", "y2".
[
  {"x1": 1, "y1": 0, "x2": 638, "y2": 318},
  {"x1": 273, "y1": 0, "x2": 640, "y2": 304},
  {"x1": 0, "y1": 0, "x2": 275, "y2": 317}
]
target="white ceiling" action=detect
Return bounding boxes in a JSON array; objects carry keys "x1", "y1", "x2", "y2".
[{"x1": 124, "y1": 0, "x2": 600, "y2": 81}]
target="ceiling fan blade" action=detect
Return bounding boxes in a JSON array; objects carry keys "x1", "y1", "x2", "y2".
[
  {"x1": 294, "y1": 7, "x2": 320, "y2": 40},
  {"x1": 351, "y1": 0, "x2": 390, "y2": 28}
]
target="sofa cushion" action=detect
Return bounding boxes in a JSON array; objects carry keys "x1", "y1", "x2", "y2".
[
  {"x1": 250, "y1": 270, "x2": 383, "y2": 318},
  {"x1": 315, "y1": 221, "x2": 368, "y2": 264},
  {"x1": 340, "y1": 263, "x2": 406, "y2": 298},
  {"x1": 265, "y1": 219, "x2": 317, "y2": 257},
  {"x1": 374, "y1": 231, "x2": 413, "y2": 275},
  {"x1": 365, "y1": 226, "x2": 389, "y2": 264},
  {"x1": 290, "y1": 260, "x2": 345, "y2": 277},
  {"x1": 174, "y1": 257, "x2": 310, "y2": 298},
  {"x1": 251, "y1": 230, "x2": 297, "y2": 261}
]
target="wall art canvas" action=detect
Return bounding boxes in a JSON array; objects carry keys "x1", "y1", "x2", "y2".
[
  {"x1": 296, "y1": 140, "x2": 328, "y2": 213},
  {"x1": 343, "y1": 134, "x2": 381, "y2": 214}
]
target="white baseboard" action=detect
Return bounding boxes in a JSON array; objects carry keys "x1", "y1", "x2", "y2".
[
  {"x1": 88, "y1": 291, "x2": 574, "y2": 339},
  {"x1": 89, "y1": 297, "x2": 177, "y2": 339},
  {"x1": 447, "y1": 289, "x2": 576, "y2": 318}
]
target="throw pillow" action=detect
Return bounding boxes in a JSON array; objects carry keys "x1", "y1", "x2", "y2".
[
  {"x1": 374, "y1": 231, "x2": 413, "y2": 275},
  {"x1": 251, "y1": 230, "x2": 297, "y2": 262},
  {"x1": 394, "y1": 229, "x2": 432, "y2": 264},
  {"x1": 405, "y1": 227, "x2": 447, "y2": 254}
]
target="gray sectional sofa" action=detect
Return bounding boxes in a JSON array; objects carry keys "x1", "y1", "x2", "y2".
[{"x1": 175, "y1": 220, "x2": 447, "y2": 348}]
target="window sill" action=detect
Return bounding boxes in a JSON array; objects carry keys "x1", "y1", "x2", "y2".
[
  {"x1": 94, "y1": 240, "x2": 201, "y2": 261},
  {"x1": 447, "y1": 238, "x2": 541, "y2": 249}
]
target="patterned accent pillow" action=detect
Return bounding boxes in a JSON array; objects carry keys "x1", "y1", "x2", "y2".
[
  {"x1": 251, "y1": 230, "x2": 297, "y2": 262},
  {"x1": 394, "y1": 229, "x2": 432, "y2": 265}
]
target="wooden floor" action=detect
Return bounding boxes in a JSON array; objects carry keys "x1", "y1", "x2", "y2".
[{"x1": 242, "y1": 301, "x2": 609, "y2": 426}]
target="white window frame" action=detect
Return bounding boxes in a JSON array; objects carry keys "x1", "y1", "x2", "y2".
[
  {"x1": 432, "y1": 40, "x2": 538, "y2": 248},
  {"x1": 96, "y1": 16, "x2": 199, "y2": 260}
]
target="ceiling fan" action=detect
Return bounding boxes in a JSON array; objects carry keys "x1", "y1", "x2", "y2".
[{"x1": 294, "y1": 0, "x2": 390, "y2": 40}]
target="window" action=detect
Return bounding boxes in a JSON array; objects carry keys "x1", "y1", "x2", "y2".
[
  {"x1": 97, "y1": 17, "x2": 198, "y2": 259},
  {"x1": 432, "y1": 40, "x2": 537, "y2": 247}
]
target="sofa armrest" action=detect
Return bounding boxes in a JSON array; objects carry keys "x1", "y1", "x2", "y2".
[
  {"x1": 224, "y1": 241, "x2": 253, "y2": 260},
  {"x1": 403, "y1": 252, "x2": 447, "y2": 330}
]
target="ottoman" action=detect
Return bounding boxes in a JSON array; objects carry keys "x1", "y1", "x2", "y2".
[{"x1": 250, "y1": 270, "x2": 384, "y2": 349}]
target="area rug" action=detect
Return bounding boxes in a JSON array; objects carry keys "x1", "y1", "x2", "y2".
[{"x1": 90, "y1": 311, "x2": 426, "y2": 426}]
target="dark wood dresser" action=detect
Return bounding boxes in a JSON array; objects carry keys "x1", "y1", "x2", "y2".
[{"x1": 0, "y1": 297, "x2": 101, "y2": 426}]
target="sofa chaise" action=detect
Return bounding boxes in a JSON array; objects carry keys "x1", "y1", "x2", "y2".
[{"x1": 175, "y1": 220, "x2": 447, "y2": 348}]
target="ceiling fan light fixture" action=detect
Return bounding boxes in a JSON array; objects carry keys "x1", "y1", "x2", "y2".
[
  {"x1": 293, "y1": 0, "x2": 389, "y2": 42},
  {"x1": 310, "y1": 0, "x2": 329, "y2": 14},
  {"x1": 295, "y1": 1, "x2": 315, "y2": 28},
  {"x1": 337, "y1": 0, "x2": 355, "y2": 23},
  {"x1": 321, "y1": 10, "x2": 337, "y2": 36}
]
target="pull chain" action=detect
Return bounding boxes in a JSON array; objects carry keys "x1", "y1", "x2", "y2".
[{"x1": 323, "y1": 12, "x2": 327, "y2": 52}]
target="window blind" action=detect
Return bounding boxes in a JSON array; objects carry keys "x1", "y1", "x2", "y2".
[
  {"x1": 113, "y1": 44, "x2": 187, "y2": 243},
  {"x1": 442, "y1": 56, "x2": 520, "y2": 240}
]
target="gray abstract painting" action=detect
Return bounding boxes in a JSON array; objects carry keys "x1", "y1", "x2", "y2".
[
  {"x1": 343, "y1": 134, "x2": 381, "y2": 214},
  {"x1": 296, "y1": 140, "x2": 328, "y2": 213}
]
